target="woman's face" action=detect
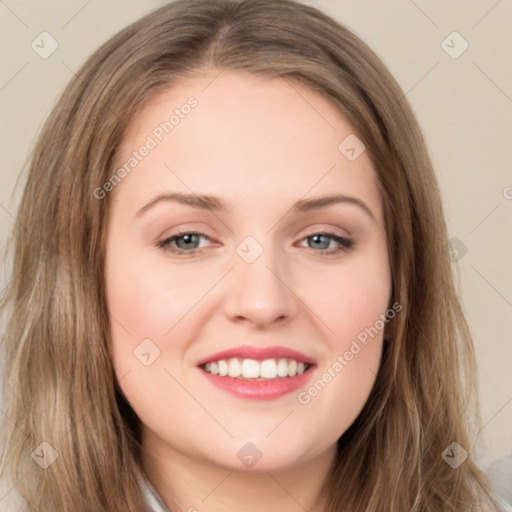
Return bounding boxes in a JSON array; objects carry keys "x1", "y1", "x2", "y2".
[{"x1": 105, "y1": 70, "x2": 392, "y2": 472}]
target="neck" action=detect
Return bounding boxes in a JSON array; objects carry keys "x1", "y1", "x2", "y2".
[{"x1": 140, "y1": 431, "x2": 336, "y2": 512}]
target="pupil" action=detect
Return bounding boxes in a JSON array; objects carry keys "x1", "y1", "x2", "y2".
[
  {"x1": 179, "y1": 234, "x2": 197, "y2": 249},
  {"x1": 311, "y1": 234, "x2": 328, "y2": 249}
]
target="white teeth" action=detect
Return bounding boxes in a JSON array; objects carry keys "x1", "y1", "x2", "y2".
[
  {"x1": 202, "y1": 357, "x2": 310, "y2": 379},
  {"x1": 228, "y1": 358, "x2": 241, "y2": 377},
  {"x1": 241, "y1": 359, "x2": 260, "y2": 378},
  {"x1": 260, "y1": 359, "x2": 277, "y2": 379},
  {"x1": 218, "y1": 360, "x2": 229, "y2": 377},
  {"x1": 276, "y1": 359, "x2": 288, "y2": 377}
]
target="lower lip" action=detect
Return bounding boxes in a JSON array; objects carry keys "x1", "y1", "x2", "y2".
[{"x1": 199, "y1": 366, "x2": 315, "y2": 400}]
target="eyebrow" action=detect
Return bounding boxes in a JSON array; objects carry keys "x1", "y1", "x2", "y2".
[{"x1": 135, "y1": 192, "x2": 377, "y2": 223}]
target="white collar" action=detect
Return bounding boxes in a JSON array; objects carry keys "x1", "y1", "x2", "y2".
[{"x1": 136, "y1": 468, "x2": 172, "y2": 512}]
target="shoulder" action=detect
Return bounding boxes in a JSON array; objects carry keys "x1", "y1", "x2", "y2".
[
  {"x1": 0, "y1": 467, "x2": 170, "y2": 512},
  {"x1": 481, "y1": 452, "x2": 512, "y2": 512},
  {"x1": 0, "y1": 474, "x2": 25, "y2": 511}
]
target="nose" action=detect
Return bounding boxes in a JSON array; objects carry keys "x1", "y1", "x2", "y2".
[{"x1": 223, "y1": 241, "x2": 299, "y2": 329}]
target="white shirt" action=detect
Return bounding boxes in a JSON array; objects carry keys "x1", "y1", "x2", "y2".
[
  {"x1": 483, "y1": 452, "x2": 512, "y2": 512},
  {"x1": 137, "y1": 453, "x2": 512, "y2": 512},
  {"x1": 136, "y1": 469, "x2": 171, "y2": 512},
  {"x1": 1, "y1": 456, "x2": 509, "y2": 511}
]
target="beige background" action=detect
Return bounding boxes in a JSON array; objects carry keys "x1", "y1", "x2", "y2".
[{"x1": 0, "y1": 0, "x2": 511, "y2": 462}]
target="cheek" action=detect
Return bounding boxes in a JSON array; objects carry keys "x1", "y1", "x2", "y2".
[
  {"x1": 296, "y1": 253, "x2": 390, "y2": 416},
  {"x1": 105, "y1": 250, "x2": 208, "y2": 340},
  {"x1": 312, "y1": 277, "x2": 385, "y2": 400},
  {"x1": 105, "y1": 253, "x2": 202, "y2": 424},
  {"x1": 305, "y1": 260, "x2": 391, "y2": 348}
]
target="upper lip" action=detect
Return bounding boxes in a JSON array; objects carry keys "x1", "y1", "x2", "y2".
[{"x1": 196, "y1": 345, "x2": 317, "y2": 366}]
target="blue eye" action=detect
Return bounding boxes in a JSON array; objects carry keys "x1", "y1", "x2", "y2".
[
  {"x1": 157, "y1": 231, "x2": 353, "y2": 257},
  {"x1": 299, "y1": 233, "x2": 353, "y2": 256},
  {"x1": 157, "y1": 231, "x2": 209, "y2": 255}
]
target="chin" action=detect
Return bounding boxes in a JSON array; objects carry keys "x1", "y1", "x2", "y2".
[{"x1": 203, "y1": 435, "x2": 328, "y2": 473}]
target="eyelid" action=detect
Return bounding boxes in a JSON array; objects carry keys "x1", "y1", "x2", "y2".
[
  {"x1": 154, "y1": 223, "x2": 214, "y2": 243},
  {"x1": 300, "y1": 225, "x2": 350, "y2": 239}
]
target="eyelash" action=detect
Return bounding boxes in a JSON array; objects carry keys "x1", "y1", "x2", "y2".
[{"x1": 156, "y1": 229, "x2": 354, "y2": 258}]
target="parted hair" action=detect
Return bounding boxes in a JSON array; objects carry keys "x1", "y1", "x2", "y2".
[{"x1": 0, "y1": 0, "x2": 498, "y2": 510}]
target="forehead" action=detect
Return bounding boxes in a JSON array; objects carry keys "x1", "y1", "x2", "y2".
[{"x1": 112, "y1": 70, "x2": 382, "y2": 222}]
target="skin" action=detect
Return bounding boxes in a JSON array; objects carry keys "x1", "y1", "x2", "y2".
[{"x1": 105, "y1": 70, "x2": 392, "y2": 512}]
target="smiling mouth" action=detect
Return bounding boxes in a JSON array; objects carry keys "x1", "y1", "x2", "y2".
[{"x1": 199, "y1": 357, "x2": 313, "y2": 381}]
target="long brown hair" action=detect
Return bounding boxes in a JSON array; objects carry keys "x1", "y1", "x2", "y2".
[{"x1": 0, "y1": 0, "x2": 498, "y2": 510}]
